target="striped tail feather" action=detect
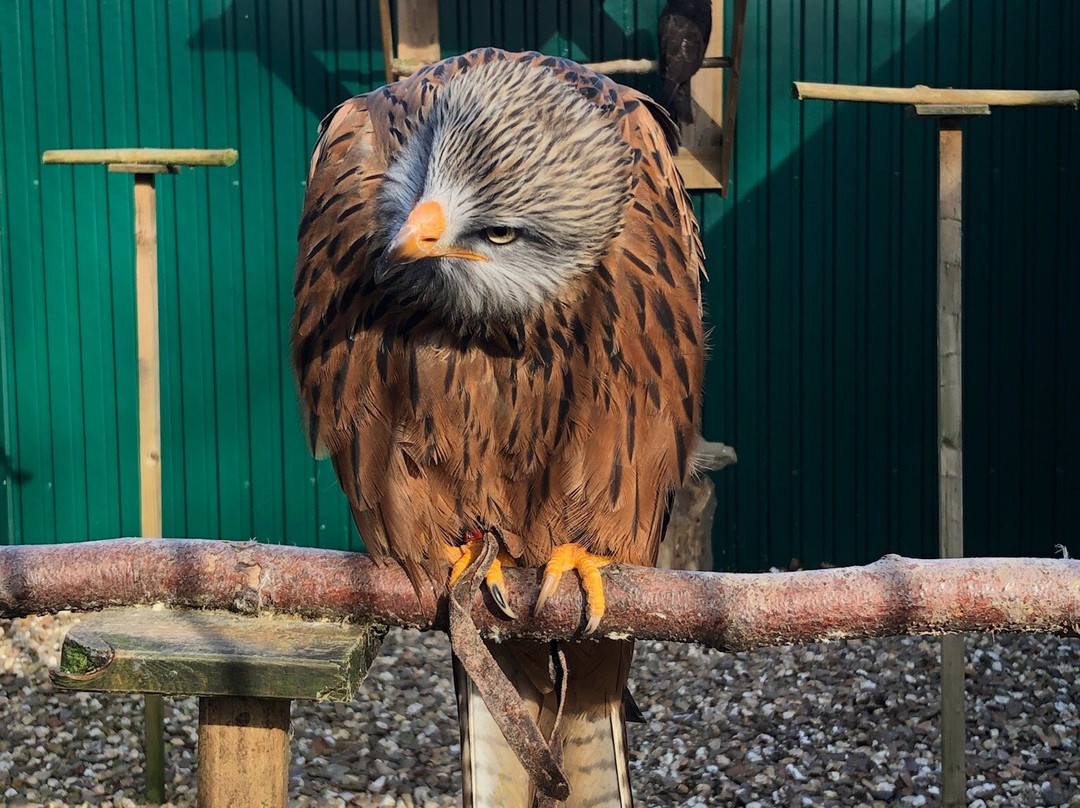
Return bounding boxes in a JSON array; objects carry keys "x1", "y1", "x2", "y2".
[
  {"x1": 456, "y1": 639, "x2": 635, "y2": 808},
  {"x1": 557, "y1": 640, "x2": 635, "y2": 808}
]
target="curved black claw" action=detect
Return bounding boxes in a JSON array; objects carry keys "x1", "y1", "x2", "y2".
[{"x1": 488, "y1": 577, "x2": 518, "y2": 620}]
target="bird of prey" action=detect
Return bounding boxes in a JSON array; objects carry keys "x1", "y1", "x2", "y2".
[
  {"x1": 657, "y1": 0, "x2": 713, "y2": 125},
  {"x1": 292, "y1": 48, "x2": 704, "y2": 807}
]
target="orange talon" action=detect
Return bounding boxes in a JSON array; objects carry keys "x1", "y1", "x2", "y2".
[
  {"x1": 445, "y1": 535, "x2": 519, "y2": 619},
  {"x1": 534, "y1": 543, "x2": 614, "y2": 635},
  {"x1": 447, "y1": 539, "x2": 479, "y2": 586}
]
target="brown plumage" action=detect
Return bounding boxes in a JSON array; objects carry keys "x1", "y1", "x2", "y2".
[{"x1": 291, "y1": 48, "x2": 704, "y2": 807}]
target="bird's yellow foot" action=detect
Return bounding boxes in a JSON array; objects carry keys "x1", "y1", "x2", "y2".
[
  {"x1": 534, "y1": 543, "x2": 614, "y2": 636},
  {"x1": 445, "y1": 529, "x2": 518, "y2": 619}
]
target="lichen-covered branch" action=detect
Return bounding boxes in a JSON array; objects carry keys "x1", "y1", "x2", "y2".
[{"x1": 1, "y1": 538, "x2": 1077, "y2": 651}]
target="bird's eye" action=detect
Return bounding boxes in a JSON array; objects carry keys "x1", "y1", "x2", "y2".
[{"x1": 483, "y1": 226, "x2": 518, "y2": 245}]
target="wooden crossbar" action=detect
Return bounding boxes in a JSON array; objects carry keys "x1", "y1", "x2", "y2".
[
  {"x1": 42, "y1": 148, "x2": 238, "y2": 167},
  {"x1": 792, "y1": 82, "x2": 1079, "y2": 108}
]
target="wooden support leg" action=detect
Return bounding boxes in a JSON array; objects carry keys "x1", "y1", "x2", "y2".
[
  {"x1": 134, "y1": 170, "x2": 167, "y2": 805},
  {"x1": 143, "y1": 692, "x2": 165, "y2": 803},
  {"x1": 198, "y1": 696, "x2": 291, "y2": 808},
  {"x1": 937, "y1": 117, "x2": 966, "y2": 808},
  {"x1": 940, "y1": 633, "x2": 966, "y2": 806}
]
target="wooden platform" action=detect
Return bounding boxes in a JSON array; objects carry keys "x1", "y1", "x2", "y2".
[{"x1": 52, "y1": 607, "x2": 385, "y2": 701}]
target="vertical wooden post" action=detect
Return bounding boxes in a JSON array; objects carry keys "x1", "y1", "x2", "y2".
[
  {"x1": 937, "y1": 118, "x2": 966, "y2": 808},
  {"x1": 377, "y1": 0, "x2": 395, "y2": 85},
  {"x1": 718, "y1": 0, "x2": 747, "y2": 195},
  {"x1": 937, "y1": 120, "x2": 964, "y2": 562},
  {"x1": 134, "y1": 175, "x2": 163, "y2": 539},
  {"x1": 133, "y1": 172, "x2": 166, "y2": 805},
  {"x1": 396, "y1": 0, "x2": 441, "y2": 65},
  {"x1": 197, "y1": 697, "x2": 291, "y2": 808}
]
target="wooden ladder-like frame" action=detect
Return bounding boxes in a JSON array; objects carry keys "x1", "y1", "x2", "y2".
[{"x1": 376, "y1": 0, "x2": 746, "y2": 195}]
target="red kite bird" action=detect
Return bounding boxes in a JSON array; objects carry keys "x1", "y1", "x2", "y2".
[{"x1": 292, "y1": 48, "x2": 704, "y2": 807}]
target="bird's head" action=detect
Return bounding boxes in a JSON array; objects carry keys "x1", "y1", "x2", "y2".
[{"x1": 376, "y1": 59, "x2": 634, "y2": 324}]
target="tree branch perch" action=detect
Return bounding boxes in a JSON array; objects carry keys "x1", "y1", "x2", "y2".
[{"x1": 1, "y1": 539, "x2": 1077, "y2": 651}]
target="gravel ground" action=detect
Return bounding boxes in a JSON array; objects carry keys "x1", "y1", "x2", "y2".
[{"x1": 1, "y1": 613, "x2": 1078, "y2": 808}]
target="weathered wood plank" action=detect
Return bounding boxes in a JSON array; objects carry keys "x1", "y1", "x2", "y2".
[
  {"x1": 52, "y1": 608, "x2": 386, "y2": 701},
  {"x1": 910, "y1": 104, "x2": 990, "y2": 118},
  {"x1": 674, "y1": 147, "x2": 723, "y2": 190}
]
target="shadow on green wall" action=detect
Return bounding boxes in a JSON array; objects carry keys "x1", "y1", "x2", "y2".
[
  {"x1": 188, "y1": 0, "x2": 667, "y2": 121},
  {"x1": 189, "y1": 1, "x2": 378, "y2": 120}
]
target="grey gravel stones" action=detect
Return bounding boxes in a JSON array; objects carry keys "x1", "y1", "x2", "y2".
[{"x1": 1, "y1": 613, "x2": 1078, "y2": 807}]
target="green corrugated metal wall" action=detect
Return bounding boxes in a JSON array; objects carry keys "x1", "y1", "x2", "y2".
[{"x1": 1, "y1": 2, "x2": 1077, "y2": 571}]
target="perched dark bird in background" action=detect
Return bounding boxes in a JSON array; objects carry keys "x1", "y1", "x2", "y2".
[{"x1": 657, "y1": 0, "x2": 713, "y2": 125}]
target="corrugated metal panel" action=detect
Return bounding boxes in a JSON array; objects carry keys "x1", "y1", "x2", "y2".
[
  {"x1": 0, "y1": 0, "x2": 378, "y2": 549},
  {"x1": 704, "y1": 0, "x2": 1079, "y2": 570},
  {"x1": 1, "y1": 2, "x2": 1077, "y2": 572}
]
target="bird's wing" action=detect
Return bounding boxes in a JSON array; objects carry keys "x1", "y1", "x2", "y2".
[
  {"x1": 293, "y1": 89, "x2": 441, "y2": 584},
  {"x1": 546, "y1": 85, "x2": 704, "y2": 568}
]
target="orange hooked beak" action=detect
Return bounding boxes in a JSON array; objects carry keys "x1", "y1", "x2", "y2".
[{"x1": 377, "y1": 199, "x2": 488, "y2": 282}]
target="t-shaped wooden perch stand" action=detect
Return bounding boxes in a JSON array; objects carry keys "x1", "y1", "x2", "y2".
[
  {"x1": 41, "y1": 147, "x2": 238, "y2": 805},
  {"x1": 51, "y1": 609, "x2": 385, "y2": 808},
  {"x1": 793, "y1": 81, "x2": 1077, "y2": 808}
]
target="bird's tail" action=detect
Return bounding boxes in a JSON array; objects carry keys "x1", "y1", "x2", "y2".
[
  {"x1": 456, "y1": 639, "x2": 635, "y2": 808},
  {"x1": 663, "y1": 80, "x2": 694, "y2": 126}
]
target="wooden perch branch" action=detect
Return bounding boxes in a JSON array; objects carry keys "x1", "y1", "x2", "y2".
[{"x1": 2, "y1": 539, "x2": 1078, "y2": 650}]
